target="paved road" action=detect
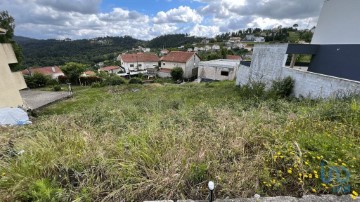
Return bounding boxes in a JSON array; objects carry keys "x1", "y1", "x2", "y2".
[{"x1": 20, "y1": 90, "x2": 71, "y2": 110}]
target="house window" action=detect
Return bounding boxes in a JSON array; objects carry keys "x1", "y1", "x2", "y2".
[
  {"x1": 221, "y1": 71, "x2": 229, "y2": 76},
  {"x1": 130, "y1": 64, "x2": 134, "y2": 67},
  {"x1": 138, "y1": 64, "x2": 142, "y2": 67},
  {"x1": 163, "y1": 63, "x2": 165, "y2": 66}
]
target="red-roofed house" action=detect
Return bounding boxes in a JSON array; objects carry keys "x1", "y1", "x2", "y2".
[
  {"x1": 226, "y1": 55, "x2": 243, "y2": 61},
  {"x1": 117, "y1": 53, "x2": 159, "y2": 72},
  {"x1": 22, "y1": 66, "x2": 65, "y2": 79},
  {"x1": 81, "y1": 70, "x2": 96, "y2": 77},
  {"x1": 159, "y1": 51, "x2": 200, "y2": 79},
  {"x1": 98, "y1": 66, "x2": 121, "y2": 74}
]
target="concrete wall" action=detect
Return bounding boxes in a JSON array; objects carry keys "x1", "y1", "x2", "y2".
[
  {"x1": 236, "y1": 44, "x2": 360, "y2": 99},
  {"x1": 0, "y1": 43, "x2": 26, "y2": 108},
  {"x1": 312, "y1": 0, "x2": 360, "y2": 44}
]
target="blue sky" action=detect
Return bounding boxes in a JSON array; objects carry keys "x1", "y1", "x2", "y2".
[
  {"x1": 100, "y1": 0, "x2": 205, "y2": 15},
  {"x1": 0, "y1": 0, "x2": 323, "y2": 40}
]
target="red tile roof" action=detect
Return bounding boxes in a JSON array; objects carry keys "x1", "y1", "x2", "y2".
[
  {"x1": 226, "y1": 55, "x2": 242, "y2": 60},
  {"x1": 99, "y1": 66, "x2": 120, "y2": 71},
  {"x1": 161, "y1": 51, "x2": 198, "y2": 63},
  {"x1": 120, "y1": 53, "x2": 159, "y2": 63},
  {"x1": 22, "y1": 66, "x2": 63, "y2": 76},
  {"x1": 83, "y1": 70, "x2": 96, "y2": 76}
]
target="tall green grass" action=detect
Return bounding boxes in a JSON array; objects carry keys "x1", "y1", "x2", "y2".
[{"x1": 0, "y1": 81, "x2": 359, "y2": 201}]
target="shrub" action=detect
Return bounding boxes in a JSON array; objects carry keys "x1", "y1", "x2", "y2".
[
  {"x1": 170, "y1": 67, "x2": 183, "y2": 81},
  {"x1": 238, "y1": 81, "x2": 266, "y2": 99},
  {"x1": 79, "y1": 76, "x2": 103, "y2": 86},
  {"x1": 53, "y1": 85, "x2": 61, "y2": 91},
  {"x1": 46, "y1": 78, "x2": 59, "y2": 86},
  {"x1": 269, "y1": 76, "x2": 295, "y2": 98},
  {"x1": 91, "y1": 82, "x2": 103, "y2": 88},
  {"x1": 105, "y1": 76, "x2": 126, "y2": 86},
  {"x1": 25, "y1": 73, "x2": 51, "y2": 89},
  {"x1": 129, "y1": 77, "x2": 143, "y2": 84},
  {"x1": 58, "y1": 75, "x2": 68, "y2": 84}
]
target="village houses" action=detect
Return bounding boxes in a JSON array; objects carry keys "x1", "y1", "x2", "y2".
[
  {"x1": 159, "y1": 51, "x2": 200, "y2": 79},
  {"x1": 117, "y1": 53, "x2": 159, "y2": 72},
  {"x1": 22, "y1": 66, "x2": 65, "y2": 80},
  {"x1": 98, "y1": 66, "x2": 121, "y2": 74}
]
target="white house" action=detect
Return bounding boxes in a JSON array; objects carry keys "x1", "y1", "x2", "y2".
[
  {"x1": 22, "y1": 66, "x2": 65, "y2": 80},
  {"x1": 212, "y1": 45, "x2": 221, "y2": 50},
  {"x1": 159, "y1": 51, "x2": 201, "y2": 79},
  {"x1": 117, "y1": 53, "x2": 159, "y2": 72},
  {"x1": 254, "y1": 37, "x2": 265, "y2": 42},
  {"x1": 98, "y1": 66, "x2": 122, "y2": 74},
  {"x1": 198, "y1": 59, "x2": 240, "y2": 81}
]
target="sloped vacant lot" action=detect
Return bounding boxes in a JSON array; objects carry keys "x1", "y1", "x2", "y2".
[{"x1": 0, "y1": 82, "x2": 359, "y2": 201}]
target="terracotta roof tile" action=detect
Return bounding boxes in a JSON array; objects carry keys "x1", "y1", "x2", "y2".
[
  {"x1": 161, "y1": 51, "x2": 198, "y2": 63},
  {"x1": 120, "y1": 53, "x2": 159, "y2": 63},
  {"x1": 226, "y1": 55, "x2": 242, "y2": 60},
  {"x1": 22, "y1": 66, "x2": 63, "y2": 76},
  {"x1": 99, "y1": 66, "x2": 120, "y2": 71}
]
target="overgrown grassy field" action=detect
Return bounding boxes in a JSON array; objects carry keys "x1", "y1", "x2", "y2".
[{"x1": 0, "y1": 81, "x2": 359, "y2": 201}]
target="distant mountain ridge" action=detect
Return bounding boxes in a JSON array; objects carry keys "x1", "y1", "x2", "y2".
[{"x1": 13, "y1": 34, "x2": 204, "y2": 68}]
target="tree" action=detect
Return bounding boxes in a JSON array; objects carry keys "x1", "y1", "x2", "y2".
[
  {"x1": 61, "y1": 62, "x2": 87, "y2": 85},
  {"x1": 0, "y1": 10, "x2": 15, "y2": 43},
  {"x1": 0, "y1": 10, "x2": 24, "y2": 71},
  {"x1": 170, "y1": 67, "x2": 183, "y2": 81}
]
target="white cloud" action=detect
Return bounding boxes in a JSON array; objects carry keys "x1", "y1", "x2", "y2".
[
  {"x1": 189, "y1": 24, "x2": 220, "y2": 37},
  {"x1": 153, "y1": 6, "x2": 203, "y2": 24},
  {"x1": 0, "y1": 0, "x2": 324, "y2": 40}
]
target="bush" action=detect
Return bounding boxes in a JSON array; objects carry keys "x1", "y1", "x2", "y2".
[
  {"x1": 105, "y1": 76, "x2": 126, "y2": 86},
  {"x1": 58, "y1": 75, "x2": 68, "y2": 84},
  {"x1": 25, "y1": 73, "x2": 51, "y2": 89},
  {"x1": 269, "y1": 76, "x2": 295, "y2": 98},
  {"x1": 170, "y1": 67, "x2": 184, "y2": 81},
  {"x1": 238, "y1": 81, "x2": 266, "y2": 99},
  {"x1": 129, "y1": 77, "x2": 143, "y2": 84},
  {"x1": 91, "y1": 82, "x2": 104, "y2": 88},
  {"x1": 53, "y1": 85, "x2": 61, "y2": 91},
  {"x1": 79, "y1": 76, "x2": 103, "y2": 86}
]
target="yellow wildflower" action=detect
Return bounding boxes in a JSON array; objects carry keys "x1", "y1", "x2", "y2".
[
  {"x1": 299, "y1": 173, "x2": 302, "y2": 177},
  {"x1": 309, "y1": 174, "x2": 313, "y2": 179},
  {"x1": 304, "y1": 174, "x2": 308, "y2": 178},
  {"x1": 351, "y1": 195, "x2": 357, "y2": 200},
  {"x1": 338, "y1": 159, "x2": 342, "y2": 162},
  {"x1": 287, "y1": 169, "x2": 292, "y2": 174},
  {"x1": 342, "y1": 163, "x2": 347, "y2": 167},
  {"x1": 352, "y1": 191, "x2": 359, "y2": 196},
  {"x1": 315, "y1": 174, "x2": 319, "y2": 179},
  {"x1": 305, "y1": 161, "x2": 309, "y2": 165},
  {"x1": 311, "y1": 188, "x2": 316, "y2": 193},
  {"x1": 1, "y1": 172, "x2": 5, "y2": 176},
  {"x1": 321, "y1": 183, "x2": 327, "y2": 187},
  {"x1": 313, "y1": 170, "x2": 318, "y2": 174},
  {"x1": 277, "y1": 152, "x2": 281, "y2": 155}
]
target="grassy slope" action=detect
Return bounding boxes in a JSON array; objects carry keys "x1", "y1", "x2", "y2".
[{"x1": 0, "y1": 82, "x2": 359, "y2": 201}]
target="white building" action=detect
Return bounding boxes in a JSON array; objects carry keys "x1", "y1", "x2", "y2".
[
  {"x1": 159, "y1": 51, "x2": 201, "y2": 79},
  {"x1": 198, "y1": 59, "x2": 240, "y2": 81},
  {"x1": 117, "y1": 53, "x2": 159, "y2": 71}
]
